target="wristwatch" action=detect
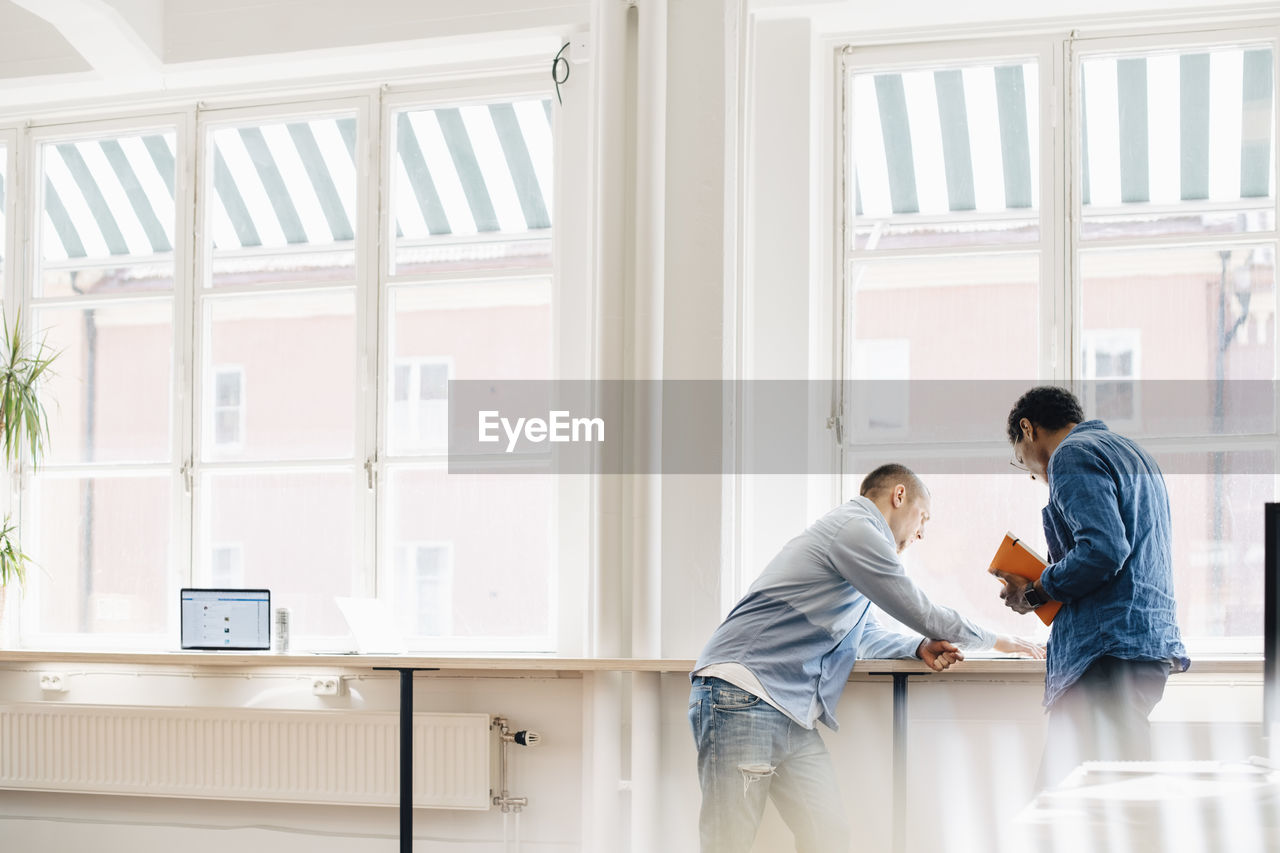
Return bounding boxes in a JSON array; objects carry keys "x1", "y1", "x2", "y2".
[{"x1": 1023, "y1": 582, "x2": 1048, "y2": 609}]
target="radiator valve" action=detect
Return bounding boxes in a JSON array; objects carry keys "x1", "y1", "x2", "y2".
[{"x1": 491, "y1": 716, "x2": 539, "y2": 813}]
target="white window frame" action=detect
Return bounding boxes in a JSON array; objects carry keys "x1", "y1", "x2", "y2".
[
  {"x1": 376, "y1": 75, "x2": 581, "y2": 655},
  {"x1": 0, "y1": 129, "x2": 16, "y2": 639},
  {"x1": 189, "y1": 95, "x2": 374, "y2": 652},
  {"x1": 832, "y1": 23, "x2": 1280, "y2": 654},
  {"x1": 0, "y1": 60, "x2": 592, "y2": 653},
  {"x1": 14, "y1": 112, "x2": 191, "y2": 650}
]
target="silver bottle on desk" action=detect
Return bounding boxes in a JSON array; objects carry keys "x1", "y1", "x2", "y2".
[{"x1": 274, "y1": 607, "x2": 290, "y2": 653}]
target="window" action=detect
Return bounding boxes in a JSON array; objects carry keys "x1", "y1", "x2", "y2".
[
  {"x1": 396, "y1": 542, "x2": 453, "y2": 636},
  {"x1": 1074, "y1": 38, "x2": 1275, "y2": 647},
  {"x1": 850, "y1": 339, "x2": 910, "y2": 431},
  {"x1": 26, "y1": 123, "x2": 179, "y2": 639},
  {"x1": 381, "y1": 94, "x2": 555, "y2": 651},
  {"x1": 212, "y1": 367, "x2": 245, "y2": 447},
  {"x1": 210, "y1": 545, "x2": 244, "y2": 587},
  {"x1": 841, "y1": 30, "x2": 1277, "y2": 648},
  {"x1": 11, "y1": 79, "x2": 565, "y2": 651},
  {"x1": 1082, "y1": 329, "x2": 1140, "y2": 423},
  {"x1": 197, "y1": 106, "x2": 361, "y2": 640},
  {"x1": 389, "y1": 357, "x2": 451, "y2": 453}
]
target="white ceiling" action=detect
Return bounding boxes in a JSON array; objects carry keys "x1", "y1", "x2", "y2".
[
  {"x1": 0, "y1": 0, "x2": 587, "y2": 113},
  {"x1": 0, "y1": 1, "x2": 89, "y2": 79}
]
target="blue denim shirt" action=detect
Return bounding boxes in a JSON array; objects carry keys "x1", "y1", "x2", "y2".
[{"x1": 1037, "y1": 420, "x2": 1190, "y2": 707}]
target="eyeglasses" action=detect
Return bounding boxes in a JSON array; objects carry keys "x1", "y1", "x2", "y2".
[{"x1": 1010, "y1": 443, "x2": 1029, "y2": 472}]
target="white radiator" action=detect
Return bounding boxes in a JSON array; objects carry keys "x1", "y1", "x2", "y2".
[{"x1": 0, "y1": 703, "x2": 492, "y2": 809}]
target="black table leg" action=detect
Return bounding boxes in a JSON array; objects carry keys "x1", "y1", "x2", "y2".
[
  {"x1": 398, "y1": 668, "x2": 413, "y2": 852},
  {"x1": 870, "y1": 671, "x2": 913, "y2": 853},
  {"x1": 892, "y1": 673, "x2": 909, "y2": 853},
  {"x1": 375, "y1": 666, "x2": 438, "y2": 853}
]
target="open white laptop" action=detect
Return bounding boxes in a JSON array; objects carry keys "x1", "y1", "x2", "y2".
[{"x1": 334, "y1": 596, "x2": 407, "y2": 654}]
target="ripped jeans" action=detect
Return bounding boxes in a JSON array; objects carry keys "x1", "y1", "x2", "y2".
[{"x1": 689, "y1": 676, "x2": 850, "y2": 853}]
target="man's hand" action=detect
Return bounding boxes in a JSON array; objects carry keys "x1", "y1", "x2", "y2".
[
  {"x1": 916, "y1": 639, "x2": 964, "y2": 672},
  {"x1": 990, "y1": 569, "x2": 1037, "y2": 614},
  {"x1": 994, "y1": 634, "x2": 1046, "y2": 659}
]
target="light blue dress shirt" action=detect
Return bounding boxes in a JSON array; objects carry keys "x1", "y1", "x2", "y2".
[{"x1": 692, "y1": 496, "x2": 998, "y2": 730}]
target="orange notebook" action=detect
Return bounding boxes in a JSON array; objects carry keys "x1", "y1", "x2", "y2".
[{"x1": 989, "y1": 532, "x2": 1060, "y2": 626}]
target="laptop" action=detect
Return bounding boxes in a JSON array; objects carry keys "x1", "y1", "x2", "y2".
[
  {"x1": 180, "y1": 588, "x2": 271, "y2": 650},
  {"x1": 334, "y1": 596, "x2": 406, "y2": 654}
]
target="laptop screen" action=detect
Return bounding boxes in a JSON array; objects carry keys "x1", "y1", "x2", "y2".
[{"x1": 180, "y1": 588, "x2": 271, "y2": 650}]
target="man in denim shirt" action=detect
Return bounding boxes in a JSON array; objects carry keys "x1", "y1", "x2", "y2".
[{"x1": 994, "y1": 386, "x2": 1190, "y2": 789}]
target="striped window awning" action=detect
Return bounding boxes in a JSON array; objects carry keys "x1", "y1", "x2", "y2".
[
  {"x1": 38, "y1": 96, "x2": 554, "y2": 264},
  {"x1": 853, "y1": 61, "x2": 1040, "y2": 217},
  {"x1": 41, "y1": 132, "x2": 177, "y2": 263},
  {"x1": 852, "y1": 45, "x2": 1274, "y2": 220},
  {"x1": 1080, "y1": 47, "x2": 1273, "y2": 206},
  {"x1": 393, "y1": 98, "x2": 553, "y2": 241},
  {"x1": 208, "y1": 118, "x2": 357, "y2": 252}
]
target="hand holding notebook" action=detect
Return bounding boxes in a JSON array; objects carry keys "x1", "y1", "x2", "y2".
[{"x1": 988, "y1": 531, "x2": 1060, "y2": 626}]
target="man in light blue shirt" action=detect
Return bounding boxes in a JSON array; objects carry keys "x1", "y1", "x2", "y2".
[{"x1": 690, "y1": 464, "x2": 1039, "y2": 853}]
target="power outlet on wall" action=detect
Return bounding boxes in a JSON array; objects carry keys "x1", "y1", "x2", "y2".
[
  {"x1": 311, "y1": 675, "x2": 343, "y2": 696},
  {"x1": 38, "y1": 672, "x2": 68, "y2": 693}
]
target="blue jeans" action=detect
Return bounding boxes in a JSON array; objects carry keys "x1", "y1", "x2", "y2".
[{"x1": 689, "y1": 676, "x2": 850, "y2": 853}]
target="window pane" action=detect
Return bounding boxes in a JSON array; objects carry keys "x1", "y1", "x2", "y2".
[
  {"x1": 214, "y1": 410, "x2": 241, "y2": 446},
  {"x1": 386, "y1": 279, "x2": 550, "y2": 455},
  {"x1": 393, "y1": 364, "x2": 410, "y2": 401},
  {"x1": 1079, "y1": 45, "x2": 1274, "y2": 241},
  {"x1": 206, "y1": 116, "x2": 357, "y2": 288},
  {"x1": 386, "y1": 469, "x2": 552, "y2": 645},
  {"x1": 29, "y1": 474, "x2": 172, "y2": 635},
  {"x1": 852, "y1": 455, "x2": 1274, "y2": 647},
  {"x1": 203, "y1": 289, "x2": 355, "y2": 460},
  {"x1": 847, "y1": 254, "x2": 1039, "y2": 380},
  {"x1": 215, "y1": 369, "x2": 241, "y2": 405},
  {"x1": 390, "y1": 98, "x2": 554, "y2": 275},
  {"x1": 843, "y1": 468, "x2": 1054, "y2": 641},
  {"x1": 851, "y1": 59, "x2": 1040, "y2": 249},
  {"x1": 38, "y1": 131, "x2": 177, "y2": 297},
  {"x1": 421, "y1": 362, "x2": 448, "y2": 399},
  {"x1": 201, "y1": 470, "x2": 356, "y2": 637},
  {"x1": 211, "y1": 545, "x2": 243, "y2": 587},
  {"x1": 1081, "y1": 244, "x2": 1276, "y2": 380},
  {"x1": 1166, "y1": 468, "x2": 1274, "y2": 639},
  {"x1": 847, "y1": 461, "x2": 1276, "y2": 646},
  {"x1": 396, "y1": 543, "x2": 453, "y2": 635},
  {"x1": 39, "y1": 300, "x2": 173, "y2": 465}
]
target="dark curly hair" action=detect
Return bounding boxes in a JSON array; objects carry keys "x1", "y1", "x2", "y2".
[{"x1": 1006, "y1": 386, "x2": 1084, "y2": 444}]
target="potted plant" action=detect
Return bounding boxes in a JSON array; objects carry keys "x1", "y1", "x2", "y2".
[{"x1": 0, "y1": 310, "x2": 57, "y2": 625}]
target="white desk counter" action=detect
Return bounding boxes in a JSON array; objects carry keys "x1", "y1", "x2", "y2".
[{"x1": 0, "y1": 649, "x2": 1260, "y2": 676}]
